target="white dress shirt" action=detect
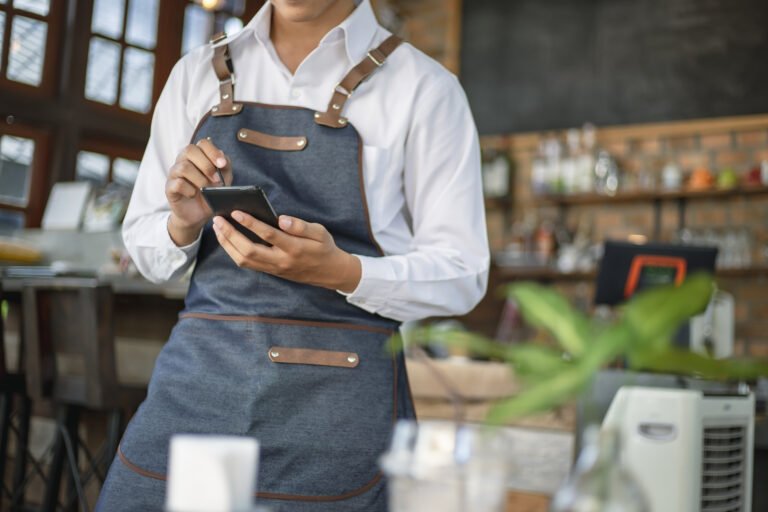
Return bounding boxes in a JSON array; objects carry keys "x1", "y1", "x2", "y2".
[{"x1": 122, "y1": 0, "x2": 489, "y2": 322}]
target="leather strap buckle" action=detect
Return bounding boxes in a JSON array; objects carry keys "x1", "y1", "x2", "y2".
[
  {"x1": 334, "y1": 83, "x2": 351, "y2": 97},
  {"x1": 220, "y1": 74, "x2": 236, "y2": 86},
  {"x1": 367, "y1": 49, "x2": 385, "y2": 67}
]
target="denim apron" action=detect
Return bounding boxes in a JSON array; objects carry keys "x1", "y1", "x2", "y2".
[{"x1": 97, "y1": 34, "x2": 415, "y2": 512}]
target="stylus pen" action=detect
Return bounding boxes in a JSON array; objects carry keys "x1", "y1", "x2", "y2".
[{"x1": 215, "y1": 169, "x2": 225, "y2": 186}]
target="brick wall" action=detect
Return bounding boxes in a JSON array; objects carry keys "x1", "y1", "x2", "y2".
[
  {"x1": 372, "y1": 0, "x2": 462, "y2": 73},
  {"x1": 478, "y1": 116, "x2": 768, "y2": 358}
]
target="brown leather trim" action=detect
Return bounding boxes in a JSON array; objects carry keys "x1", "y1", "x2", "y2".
[
  {"x1": 237, "y1": 128, "x2": 308, "y2": 151},
  {"x1": 178, "y1": 312, "x2": 394, "y2": 334},
  {"x1": 315, "y1": 35, "x2": 403, "y2": 129},
  {"x1": 211, "y1": 42, "x2": 242, "y2": 117},
  {"x1": 256, "y1": 473, "x2": 383, "y2": 502},
  {"x1": 119, "y1": 444, "x2": 385, "y2": 501},
  {"x1": 212, "y1": 43, "x2": 232, "y2": 81},
  {"x1": 118, "y1": 446, "x2": 166, "y2": 481},
  {"x1": 268, "y1": 346, "x2": 359, "y2": 368}
]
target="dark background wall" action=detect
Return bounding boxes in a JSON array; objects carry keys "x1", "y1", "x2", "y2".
[{"x1": 460, "y1": 0, "x2": 768, "y2": 134}]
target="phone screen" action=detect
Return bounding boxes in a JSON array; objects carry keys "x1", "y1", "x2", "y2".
[{"x1": 201, "y1": 186, "x2": 279, "y2": 246}]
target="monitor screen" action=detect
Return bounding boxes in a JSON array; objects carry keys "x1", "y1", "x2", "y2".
[{"x1": 594, "y1": 241, "x2": 718, "y2": 306}]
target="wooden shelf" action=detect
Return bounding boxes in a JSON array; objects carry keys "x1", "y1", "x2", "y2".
[
  {"x1": 533, "y1": 184, "x2": 768, "y2": 207},
  {"x1": 494, "y1": 264, "x2": 768, "y2": 281},
  {"x1": 495, "y1": 266, "x2": 595, "y2": 281}
]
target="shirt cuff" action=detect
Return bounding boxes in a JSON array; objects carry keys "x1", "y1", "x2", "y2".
[
  {"x1": 337, "y1": 254, "x2": 395, "y2": 313},
  {"x1": 156, "y1": 213, "x2": 202, "y2": 268}
]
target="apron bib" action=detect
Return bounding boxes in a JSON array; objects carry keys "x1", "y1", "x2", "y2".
[{"x1": 97, "y1": 35, "x2": 415, "y2": 512}]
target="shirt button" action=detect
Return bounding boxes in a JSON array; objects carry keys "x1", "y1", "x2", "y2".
[{"x1": 290, "y1": 89, "x2": 301, "y2": 99}]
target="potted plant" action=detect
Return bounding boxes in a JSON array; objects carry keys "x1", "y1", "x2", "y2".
[{"x1": 381, "y1": 273, "x2": 768, "y2": 512}]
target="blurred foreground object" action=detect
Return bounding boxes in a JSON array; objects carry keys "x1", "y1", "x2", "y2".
[
  {"x1": 550, "y1": 426, "x2": 649, "y2": 512},
  {"x1": 166, "y1": 435, "x2": 259, "y2": 512}
]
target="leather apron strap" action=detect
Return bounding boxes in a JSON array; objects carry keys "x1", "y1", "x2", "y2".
[
  {"x1": 210, "y1": 32, "x2": 243, "y2": 117},
  {"x1": 208, "y1": 32, "x2": 402, "y2": 123},
  {"x1": 314, "y1": 35, "x2": 403, "y2": 128}
]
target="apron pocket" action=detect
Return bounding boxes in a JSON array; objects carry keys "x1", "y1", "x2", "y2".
[
  {"x1": 237, "y1": 128, "x2": 307, "y2": 151},
  {"x1": 268, "y1": 346, "x2": 359, "y2": 368}
]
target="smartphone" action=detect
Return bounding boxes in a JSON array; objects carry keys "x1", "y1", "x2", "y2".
[{"x1": 201, "y1": 185, "x2": 279, "y2": 246}]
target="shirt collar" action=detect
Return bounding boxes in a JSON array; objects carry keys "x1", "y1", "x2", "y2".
[{"x1": 245, "y1": 0, "x2": 380, "y2": 65}]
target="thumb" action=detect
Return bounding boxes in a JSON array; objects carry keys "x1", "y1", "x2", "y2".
[{"x1": 279, "y1": 216, "x2": 326, "y2": 242}]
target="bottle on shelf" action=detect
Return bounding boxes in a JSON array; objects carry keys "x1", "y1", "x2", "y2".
[
  {"x1": 550, "y1": 426, "x2": 650, "y2": 512},
  {"x1": 661, "y1": 161, "x2": 683, "y2": 190},
  {"x1": 481, "y1": 148, "x2": 511, "y2": 199},
  {"x1": 593, "y1": 150, "x2": 620, "y2": 196},
  {"x1": 561, "y1": 129, "x2": 581, "y2": 195},
  {"x1": 534, "y1": 218, "x2": 556, "y2": 266},
  {"x1": 576, "y1": 123, "x2": 597, "y2": 194},
  {"x1": 544, "y1": 132, "x2": 564, "y2": 194},
  {"x1": 532, "y1": 139, "x2": 549, "y2": 196}
]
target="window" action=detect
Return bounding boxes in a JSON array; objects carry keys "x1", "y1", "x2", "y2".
[
  {"x1": 181, "y1": 1, "x2": 247, "y2": 56},
  {"x1": 84, "y1": 0, "x2": 160, "y2": 114},
  {"x1": 0, "y1": 0, "x2": 60, "y2": 92},
  {"x1": 75, "y1": 144, "x2": 141, "y2": 190},
  {"x1": 0, "y1": 124, "x2": 48, "y2": 229}
]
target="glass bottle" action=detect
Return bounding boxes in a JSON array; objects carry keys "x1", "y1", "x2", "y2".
[
  {"x1": 550, "y1": 427, "x2": 649, "y2": 512},
  {"x1": 593, "y1": 150, "x2": 619, "y2": 196}
]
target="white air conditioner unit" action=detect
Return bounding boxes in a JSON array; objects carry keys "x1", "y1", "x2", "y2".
[{"x1": 602, "y1": 386, "x2": 754, "y2": 512}]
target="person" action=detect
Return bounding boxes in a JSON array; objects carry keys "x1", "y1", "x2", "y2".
[{"x1": 96, "y1": 0, "x2": 488, "y2": 510}]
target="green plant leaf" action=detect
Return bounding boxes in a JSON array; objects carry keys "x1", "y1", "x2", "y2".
[
  {"x1": 622, "y1": 273, "x2": 713, "y2": 354},
  {"x1": 507, "y1": 282, "x2": 590, "y2": 356},
  {"x1": 632, "y1": 348, "x2": 768, "y2": 380},
  {"x1": 386, "y1": 327, "x2": 510, "y2": 360},
  {"x1": 506, "y1": 345, "x2": 571, "y2": 383},
  {"x1": 486, "y1": 366, "x2": 587, "y2": 423},
  {"x1": 487, "y1": 324, "x2": 634, "y2": 423}
]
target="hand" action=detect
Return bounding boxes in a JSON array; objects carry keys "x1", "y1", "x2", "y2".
[
  {"x1": 211, "y1": 212, "x2": 362, "y2": 293},
  {"x1": 166, "y1": 138, "x2": 233, "y2": 246}
]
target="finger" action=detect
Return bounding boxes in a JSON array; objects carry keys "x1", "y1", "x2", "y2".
[
  {"x1": 231, "y1": 211, "x2": 293, "y2": 250},
  {"x1": 166, "y1": 177, "x2": 199, "y2": 200},
  {"x1": 212, "y1": 220, "x2": 250, "y2": 268},
  {"x1": 213, "y1": 216, "x2": 277, "y2": 264},
  {"x1": 182, "y1": 144, "x2": 221, "y2": 185},
  {"x1": 196, "y1": 137, "x2": 231, "y2": 184},
  {"x1": 278, "y1": 215, "x2": 328, "y2": 242},
  {"x1": 196, "y1": 137, "x2": 228, "y2": 169},
  {"x1": 170, "y1": 161, "x2": 211, "y2": 190}
]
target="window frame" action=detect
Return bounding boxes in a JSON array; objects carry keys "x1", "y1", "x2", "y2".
[
  {"x1": 0, "y1": 122, "x2": 51, "y2": 227},
  {"x1": 0, "y1": 0, "x2": 64, "y2": 96}
]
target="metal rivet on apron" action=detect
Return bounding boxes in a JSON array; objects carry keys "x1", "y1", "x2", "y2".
[
  {"x1": 223, "y1": 93, "x2": 230, "y2": 100},
  {"x1": 296, "y1": 139, "x2": 305, "y2": 147},
  {"x1": 314, "y1": 112, "x2": 321, "y2": 119},
  {"x1": 239, "y1": 131, "x2": 247, "y2": 138},
  {"x1": 212, "y1": 106, "x2": 219, "y2": 112},
  {"x1": 270, "y1": 351, "x2": 279, "y2": 358},
  {"x1": 338, "y1": 118, "x2": 347, "y2": 125},
  {"x1": 347, "y1": 355, "x2": 357, "y2": 363},
  {"x1": 232, "y1": 106, "x2": 238, "y2": 111},
  {"x1": 332, "y1": 104, "x2": 341, "y2": 110}
]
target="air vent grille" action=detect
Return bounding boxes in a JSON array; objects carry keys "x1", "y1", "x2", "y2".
[{"x1": 701, "y1": 426, "x2": 745, "y2": 512}]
